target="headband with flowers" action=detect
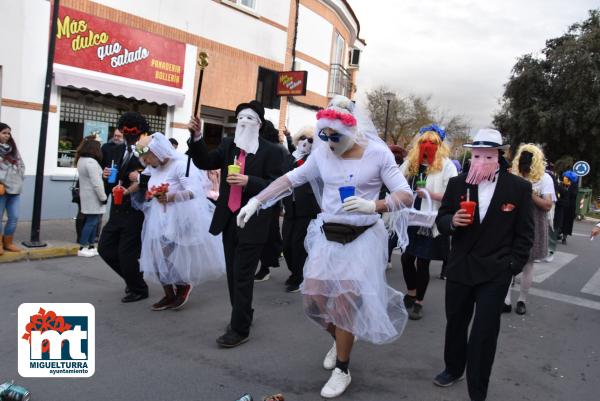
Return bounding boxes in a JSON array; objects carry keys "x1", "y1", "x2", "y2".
[
  {"x1": 418, "y1": 124, "x2": 446, "y2": 142},
  {"x1": 316, "y1": 109, "x2": 357, "y2": 127}
]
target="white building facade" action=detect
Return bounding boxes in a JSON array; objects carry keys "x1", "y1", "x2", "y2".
[{"x1": 0, "y1": 0, "x2": 364, "y2": 219}]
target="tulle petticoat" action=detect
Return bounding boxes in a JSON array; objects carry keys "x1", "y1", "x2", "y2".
[
  {"x1": 139, "y1": 197, "x2": 225, "y2": 285},
  {"x1": 300, "y1": 214, "x2": 408, "y2": 344}
]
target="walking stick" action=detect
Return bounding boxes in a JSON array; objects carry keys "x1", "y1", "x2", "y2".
[{"x1": 186, "y1": 51, "x2": 209, "y2": 177}]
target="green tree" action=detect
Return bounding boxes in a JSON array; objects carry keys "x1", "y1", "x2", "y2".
[{"x1": 494, "y1": 9, "x2": 600, "y2": 189}]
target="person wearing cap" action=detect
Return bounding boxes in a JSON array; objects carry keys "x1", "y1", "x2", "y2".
[
  {"x1": 555, "y1": 170, "x2": 578, "y2": 244},
  {"x1": 236, "y1": 96, "x2": 413, "y2": 398},
  {"x1": 399, "y1": 124, "x2": 457, "y2": 320},
  {"x1": 280, "y1": 125, "x2": 320, "y2": 293},
  {"x1": 187, "y1": 100, "x2": 283, "y2": 348},
  {"x1": 433, "y1": 129, "x2": 534, "y2": 401},
  {"x1": 98, "y1": 112, "x2": 151, "y2": 303}
]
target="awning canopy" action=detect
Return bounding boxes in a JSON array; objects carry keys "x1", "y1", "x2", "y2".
[{"x1": 53, "y1": 64, "x2": 185, "y2": 107}]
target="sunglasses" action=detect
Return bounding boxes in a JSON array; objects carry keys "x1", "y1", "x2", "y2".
[
  {"x1": 317, "y1": 129, "x2": 342, "y2": 143},
  {"x1": 298, "y1": 136, "x2": 313, "y2": 144}
]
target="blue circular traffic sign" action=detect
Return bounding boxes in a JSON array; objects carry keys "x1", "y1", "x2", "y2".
[{"x1": 573, "y1": 161, "x2": 590, "y2": 177}]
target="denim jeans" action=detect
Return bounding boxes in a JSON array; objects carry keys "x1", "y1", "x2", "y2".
[
  {"x1": 0, "y1": 194, "x2": 20, "y2": 236},
  {"x1": 80, "y1": 214, "x2": 101, "y2": 247}
]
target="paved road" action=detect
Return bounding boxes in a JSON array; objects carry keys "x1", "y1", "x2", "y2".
[{"x1": 1, "y1": 221, "x2": 599, "y2": 401}]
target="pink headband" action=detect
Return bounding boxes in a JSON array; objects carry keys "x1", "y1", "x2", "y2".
[{"x1": 316, "y1": 109, "x2": 357, "y2": 127}]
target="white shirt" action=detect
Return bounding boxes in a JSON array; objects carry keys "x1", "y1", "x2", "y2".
[
  {"x1": 287, "y1": 142, "x2": 411, "y2": 226},
  {"x1": 477, "y1": 176, "x2": 498, "y2": 221},
  {"x1": 533, "y1": 172, "x2": 557, "y2": 202}
]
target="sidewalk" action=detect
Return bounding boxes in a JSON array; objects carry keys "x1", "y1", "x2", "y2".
[{"x1": 0, "y1": 219, "x2": 79, "y2": 263}]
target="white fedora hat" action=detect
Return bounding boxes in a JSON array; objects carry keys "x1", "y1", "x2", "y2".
[{"x1": 464, "y1": 128, "x2": 509, "y2": 149}]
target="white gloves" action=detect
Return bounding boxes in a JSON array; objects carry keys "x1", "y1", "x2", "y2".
[
  {"x1": 237, "y1": 198, "x2": 261, "y2": 228},
  {"x1": 342, "y1": 196, "x2": 376, "y2": 214}
]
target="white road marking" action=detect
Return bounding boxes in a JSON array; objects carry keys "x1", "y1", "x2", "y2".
[
  {"x1": 533, "y1": 251, "x2": 578, "y2": 283},
  {"x1": 581, "y1": 268, "x2": 600, "y2": 297},
  {"x1": 525, "y1": 287, "x2": 600, "y2": 311},
  {"x1": 571, "y1": 232, "x2": 589, "y2": 237}
]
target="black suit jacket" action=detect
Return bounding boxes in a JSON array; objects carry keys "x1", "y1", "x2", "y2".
[
  {"x1": 282, "y1": 155, "x2": 320, "y2": 220},
  {"x1": 188, "y1": 136, "x2": 283, "y2": 244},
  {"x1": 436, "y1": 170, "x2": 534, "y2": 285},
  {"x1": 102, "y1": 143, "x2": 148, "y2": 212}
]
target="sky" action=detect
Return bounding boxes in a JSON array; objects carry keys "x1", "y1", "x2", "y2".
[{"x1": 346, "y1": 0, "x2": 599, "y2": 131}]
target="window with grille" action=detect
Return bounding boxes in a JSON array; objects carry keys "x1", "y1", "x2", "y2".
[{"x1": 58, "y1": 87, "x2": 167, "y2": 168}]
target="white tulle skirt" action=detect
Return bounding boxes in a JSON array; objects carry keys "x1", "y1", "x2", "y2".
[
  {"x1": 301, "y1": 214, "x2": 408, "y2": 344},
  {"x1": 139, "y1": 198, "x2": 225, "y2": 286}
]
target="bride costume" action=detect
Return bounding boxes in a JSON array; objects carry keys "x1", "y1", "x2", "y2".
[
  {"x1": 238, "y1": 96, "x2": 413, "y2": 344},
  {"x1": 136, "y1": 133, "x2": 225, "y2": 287}
]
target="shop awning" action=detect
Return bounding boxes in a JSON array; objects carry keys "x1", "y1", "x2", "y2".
[{"x1": 53, "y1": 64, "x2": 185, "y2": 107}]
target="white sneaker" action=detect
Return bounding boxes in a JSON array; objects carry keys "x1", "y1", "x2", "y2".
[
  {"x1": 88, "y1": 247, "x2": 99, "y2": 256},
  {"x1": 545, "y1": 253, "x2": 554, "y2": 262},
  {"x1": 320, "y1": 368, "x2": 351, "y2": 398},
  {"x1": 77, "y1": 248, "x2": 95, "y2": 258},
  {"x1": 323, "y1": 341, "x2": 337, "y2": 370}
]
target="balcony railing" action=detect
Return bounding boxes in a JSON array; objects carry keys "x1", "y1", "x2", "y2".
[{"x1": 328, "y1": 64, "x2": 353, "y2": 98}]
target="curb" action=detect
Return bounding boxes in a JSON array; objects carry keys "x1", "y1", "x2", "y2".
[{"x1": 0, "y1": 243, "x2": 80, "y2": 263}]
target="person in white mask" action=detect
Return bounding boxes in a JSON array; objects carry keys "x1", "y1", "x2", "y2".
[
  {"x1": 237, "y1": 96, "x2": 413, "y2": 398},
  {"x1": 187, "y1": 100, "x2": 283, "y2": 348}
]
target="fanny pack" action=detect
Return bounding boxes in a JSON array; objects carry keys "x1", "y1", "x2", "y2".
[{"x1": 321, "y1": 222, "x2": 374, "y2": 245}]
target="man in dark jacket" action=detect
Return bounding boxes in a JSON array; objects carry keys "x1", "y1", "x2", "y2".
[
  {"x1": 98, "y1": 112, "x2": 150, "y2": 303},
  {"x1": 187, "y1": 101, "x2": 283, "y2": 348},
  {"x1": 433, "y1": 129, "x2": 534, "y2": 401},
  {"x1": 281, "y1": 125, "x2": 320, "y2": 292}
]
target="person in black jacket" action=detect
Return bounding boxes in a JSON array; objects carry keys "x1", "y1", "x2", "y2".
[
  {"x1": 187, "y1": 101, "x2": 283, "y2": 348},
  {"x1": 281, "y1": 125, "x2": 320, "y2": 292},
  {"x1": 433, "y1": 129, "x2": 534, "y2": 401},
  {"x1": 98, "y1": 112, "x2": 150, "y2": 303}
]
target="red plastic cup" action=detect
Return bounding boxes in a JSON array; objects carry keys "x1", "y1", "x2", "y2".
[
  {"x1": 460, "y1": 200, "x2": 477, "y2": 224},
  {"x1": 113, "y1": 186, "x2": 125, "y2": 205}
]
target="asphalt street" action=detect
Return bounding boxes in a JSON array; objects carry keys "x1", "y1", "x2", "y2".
[{"x1": 1, "y1": 221, "x2": 599, "y2": 401}]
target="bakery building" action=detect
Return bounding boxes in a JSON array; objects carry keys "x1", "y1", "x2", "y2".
[{"x1": 0, "y1": 0, "x2": 365, "y2": 219}]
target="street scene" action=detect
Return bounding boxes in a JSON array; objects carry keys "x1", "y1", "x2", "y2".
[{"x1": 2, "y1": 1, "x2": 600, "y2": 401}]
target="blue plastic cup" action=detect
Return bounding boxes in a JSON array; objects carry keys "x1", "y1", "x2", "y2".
[
  {"x1": 108, "y1": 167, "x2": 118, "y2": 184},
  {"x1": 339, "y1": 186, "x2": 356, "y2": 202}
]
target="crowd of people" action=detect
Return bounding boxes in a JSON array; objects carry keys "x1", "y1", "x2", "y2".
[{"x1": 0, "y1": 96, "x2": 591, "y2": 400}]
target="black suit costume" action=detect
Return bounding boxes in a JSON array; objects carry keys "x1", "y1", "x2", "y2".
[
  {"x1": 188, "y1": 136, "x2": 283, "y2": 336},
  {"x1": 436, "y1": 170, "x2": 534, "y2": 401}
]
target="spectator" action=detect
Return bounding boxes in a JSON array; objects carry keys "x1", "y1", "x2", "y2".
[
  {"x1": 0, "y1": 122, "x2": 25, "y2": 254},
  {"x1": 76, "y1": 136, "x2": 107, "y2": 257},
  {"x1": 101, "y1": 129, "x2": 124, "y2": 166}
]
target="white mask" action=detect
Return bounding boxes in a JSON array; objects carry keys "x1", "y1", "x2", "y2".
[
  {"x1": 292, "y1": 138, "x2": 313, "y2": 161},
  {"x1": 325, "y1": 133, "x2": 354, "y2": 157},
  {"x1": 234, "y1": 108, "x2": 261, "y2": 154}
]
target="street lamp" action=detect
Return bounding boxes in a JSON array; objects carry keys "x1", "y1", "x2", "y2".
[{"x1": 383, "y1": 91, "x2": 395, "y2": 143}]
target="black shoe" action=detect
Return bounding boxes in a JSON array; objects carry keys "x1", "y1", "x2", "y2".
[
  {"x1": 403, "y1": 294, "x2": 416, "y2": 309},
  {"x1": 502, "y1": 303, "x2": 512, "y2": 313},
  {"x1": 439, "y1": 274, "x2": 447, "y2": 280},
  {"x1": 562, "y1": 237, "x2": 567, "y2": 245},
  {"x1": 286, "y1": 283, "x2": 301, "y2": 293},
  {"x1": 121, "y1": 292, "x2": 149, "y2": 303},
  {"x1": 516, "y1": 301, "x2": 527, "y2": 315},
  {"x1": 409, "y1": 303, "x2": 423, "y2": 320},
  {"x1": 124, "y1": 287, "x2": 132, "y2": 294},
  {"x1": 216, "y1": 330, "x2": 249, "y2": 348},
  {"x1": 254, "y1": 267, "x2": 270, "y2": 282},
  {"x1": 433, "y1": 370, "x2": 464, "y2": 387}
]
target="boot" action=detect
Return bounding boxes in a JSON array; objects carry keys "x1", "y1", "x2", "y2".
[
  {"x1": 151, "y1": 285, "x2": 176, "y2": 311},
  {"x1": 171, "y1": 284, "x2": 193, "y2": 310},
  {"x1": 3, "y1": 235, "x2": 21, "y2": 252},
  {"x1": 0, "y1": 236, "x2": 4, "y2": 256}
]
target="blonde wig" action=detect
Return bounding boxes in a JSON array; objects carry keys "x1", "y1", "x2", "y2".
[
  {"x1": 511, "y1": 143, "x2": 546, "y2": 183},
  {"x1": 404, "y1": 130, "x2": 450, "y2": 178}
]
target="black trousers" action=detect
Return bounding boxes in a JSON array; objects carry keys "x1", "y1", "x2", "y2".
[
  {"x1": 222, "y1": 215, "x2": 265, "y2": 337},
  {"x1": 444, "y1": 273, "x2": 511, "y2": 401},
  {"x1": 98, "y1": 209, "x2": 148, "y2": 296},
  {"x1": 282, "y1": 216, "x2": 311, "y2": 286},
  {"x1": 260, "y1": 205, "x2": 282, "y2": 268}
]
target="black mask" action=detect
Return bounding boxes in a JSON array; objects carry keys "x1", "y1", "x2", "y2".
[{"x1": 518, "y1": 151, "x2": 533, "y2": 175}]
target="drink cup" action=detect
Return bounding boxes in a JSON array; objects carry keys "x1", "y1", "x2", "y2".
[
  {"x1": 113, "y1": 186, "x2": 125, "y2": 205},
  {"x1": 339, "y1": 186, "x2": 356, "y2": 202},
  {"x1": 228, "y1": 164, "x2": 241, "y2": 175},
  {"x1": 416, "y1": 179, "x2": 426, "y2": 189},
  {"x1": 108, "y1": 167, "x2": 118, "y2": 184},
  {"x1": 460, "y1": 200, "x2": 477, "y2": 224}
]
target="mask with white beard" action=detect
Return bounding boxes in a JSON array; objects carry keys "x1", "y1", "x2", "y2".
[
  {"x1": 292, "y1": 138, "x2": 313, "y2": 161},
  {"x1": 234, "y1": 108, "x2": 261, "y2": 154}
]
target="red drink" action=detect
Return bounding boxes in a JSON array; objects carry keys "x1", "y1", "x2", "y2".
[
  {"x1": 113, "y1": 186, "x2": 125, "y2": 205},
  {"x1": 460, "y1": 200, "x2": 477, "y2": 224}
]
